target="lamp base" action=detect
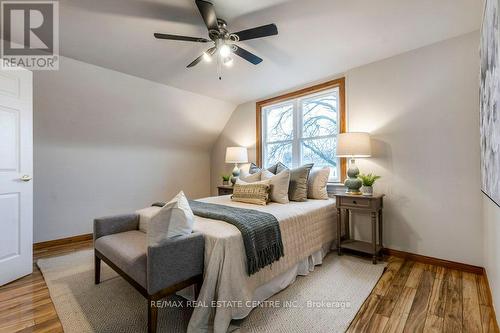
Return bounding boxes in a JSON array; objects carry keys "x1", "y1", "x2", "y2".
[
  {"x1": 344, "y1": 159, "x2": 363, "y2": 195},
  {"x1": 230, "y1": 164, "x2": 240, "y2": 186},
  {"x1": 345, "y1": 189, "x2": 363, "y2": 195}
]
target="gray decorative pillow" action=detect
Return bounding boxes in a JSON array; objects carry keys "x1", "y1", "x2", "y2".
[
  {"x1": 279, "y1": 163, "x2": 314, "y2": 201},
  {"x1": 250, "y1": 162, "x2": 287, "y2": 175},
  {"x1": 265, "y1": 163, "x2": 279, "y2": 174},
  {"x1": 248, "y1": 163, "x2": 261, "y2": 174},
  {"x1": 276, "y1": 162, "x2": 288, "y2": 174}
]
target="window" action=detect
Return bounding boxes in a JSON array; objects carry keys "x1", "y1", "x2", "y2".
[{"x1": 257, "y1": 78, "x2": 345, "y2": 183}]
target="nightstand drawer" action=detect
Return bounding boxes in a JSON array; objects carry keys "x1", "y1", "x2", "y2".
[
  {"x1": 217, "y1": 187, "x2": 234, "y2": 196},
  {"x1": 219, "y1": 189, "x2": 233, "y2": 195},
  {"x1": 339, "y1": 196, "x2": 371, "y2": 208}
]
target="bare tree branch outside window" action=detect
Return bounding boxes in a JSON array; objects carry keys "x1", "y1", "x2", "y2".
[{"x1": 263, "y1": 89, "x2": 340, "y2": 180}]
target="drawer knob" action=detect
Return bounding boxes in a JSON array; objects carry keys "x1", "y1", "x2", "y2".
[{"x1": 353, "y1": 200, "x2": 357, "y2": 204}]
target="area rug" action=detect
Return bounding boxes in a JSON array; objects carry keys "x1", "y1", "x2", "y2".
[{"x1": 37, "y1": 250, "x2": 385, "y2": 332}]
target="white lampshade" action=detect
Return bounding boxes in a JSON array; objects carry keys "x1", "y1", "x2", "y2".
[
  {"x1": 336, "y1": 132, "x2": 372, "y2": 157},
  {"x1": 225, "y1": 147, "x2": 248, "y2": 163}
]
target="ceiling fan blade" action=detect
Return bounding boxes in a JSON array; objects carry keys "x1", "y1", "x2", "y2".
[
  {"x1": 154, "y1": 33, "x2": 209, "y2": 43},
  {"x1": 186, "y1": 55, "x2": 204, "y2": 68},
  {"x1": 233, "y1": 45, "x2": 263, "y2": 65},
  {"x1": 195, "y1": 0, "x2": 219, "y2": 31},
  {"x1": 233, "y1": 24, "x2": 278, "y2": 41},
  {"x1": 187, "y1": 47, "x2": 216, "y2": 68}
]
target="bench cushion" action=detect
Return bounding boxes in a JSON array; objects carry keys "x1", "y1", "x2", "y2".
[{"x1": 95, "y1": 230, "x2": 147, "y2": 287}]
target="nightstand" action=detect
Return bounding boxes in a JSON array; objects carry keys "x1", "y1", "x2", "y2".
[
  {"x1": 217, "y1": 185, "x2": 234, "y2": 196},
  {"x1": 335, "y1": 193, "x2": 385, "y2": 264}
]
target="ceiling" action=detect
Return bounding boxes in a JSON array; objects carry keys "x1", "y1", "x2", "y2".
[{"x1": 57, "y1": 0, "x2": 482, "y2": 104}]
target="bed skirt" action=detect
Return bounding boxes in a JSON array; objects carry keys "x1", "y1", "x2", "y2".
[
  {"x1": 179, "y1": 241, "x2": 335, "y2": 331},
  {"x1": 241, "y1": 241, "x2": 334, "y2": 319}
]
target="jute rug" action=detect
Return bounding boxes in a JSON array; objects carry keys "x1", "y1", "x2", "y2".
[{"x1": 37, "y1": 250, "x2": 385, "y2": 333}]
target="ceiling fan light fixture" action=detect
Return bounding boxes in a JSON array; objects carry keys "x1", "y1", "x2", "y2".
[
  {"x1": 223, "y1": 56, "x2": 233, "y2": 67},
  {"x1": 219, "y1": 44, "x2": 231, "y2": 58},
  {"x1": 202, "y1": 51, "x2": 212, "y2": 62}
]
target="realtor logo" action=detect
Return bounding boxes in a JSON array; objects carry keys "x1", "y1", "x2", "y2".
[{"x1": 1, "y1": 1, "x2": 59, "y2": 70}]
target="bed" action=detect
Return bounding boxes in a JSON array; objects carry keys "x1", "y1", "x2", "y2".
[{"x1": 186, "y1": 195, "x2": 338, "y2": 333}]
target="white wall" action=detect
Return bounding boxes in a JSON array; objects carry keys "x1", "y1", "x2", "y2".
[
  {"x1": 210, "y1": 31, "x2": 483, "y2": 265},
  {"x1": 483, "y1": 195, "x2": 500, "y2": 315},
  {"x1": 210, "y1": 102, "x2": 257, "y2": 195},
  {"x1": 34, "y1": 56, "x2": 235, "y2": 242},
  {"x1": 348, "y1": 31, "x2": 482, "y2": 265}
]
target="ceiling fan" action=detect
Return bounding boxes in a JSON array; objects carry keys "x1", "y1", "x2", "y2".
[{"x1": 154, "y1": 0, "x2": 278, "y2": 78}]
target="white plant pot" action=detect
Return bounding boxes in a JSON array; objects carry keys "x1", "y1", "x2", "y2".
[{"x1": 362, "y1": 186, "x2": 373, "y2": 196}]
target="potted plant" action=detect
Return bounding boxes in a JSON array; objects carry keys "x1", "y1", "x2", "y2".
[
  {"x1": 221, "y1": 174, "x2": 230, "y2": 186},
  {"x1": 358, "y1": 173, "x2": 381, "y2": 196}
]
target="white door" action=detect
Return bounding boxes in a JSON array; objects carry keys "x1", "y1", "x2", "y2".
[{"x1": 0, "y1": 66, "x2": 33, "y2": 286}]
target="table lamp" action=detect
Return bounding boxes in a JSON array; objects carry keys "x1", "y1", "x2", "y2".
[
  {"x1": 225, "y1": 147, "x2": 248, "y2": 185},
  {"x1": 336, "y1": 132, "x2": 371, "y2": 194}
]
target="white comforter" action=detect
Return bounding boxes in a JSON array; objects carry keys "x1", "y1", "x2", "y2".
[{"x1": 187, "y1": 196, "x2": 337, "y2": 333}]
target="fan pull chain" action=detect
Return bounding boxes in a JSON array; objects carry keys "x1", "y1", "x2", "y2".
[{"x1": 217, "y1": 53, "x2": 222, "y2": 80}]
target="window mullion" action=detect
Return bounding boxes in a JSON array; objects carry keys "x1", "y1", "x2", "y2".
[
  {"x1": 292, "y1": 99, "x2": 301, "y2": 167},
  {"x1": 301, "y1": 134, "x2": 337, "y2": 141},
  {"x1": 266, "y1": 139, "x2": 294, "y2": 145},
  {"x1": 297, "y1": 98, "x2": 303, "y2": 166},
  {"x1": 262, "y1": 109, "x2": 267, "y2": 167}
]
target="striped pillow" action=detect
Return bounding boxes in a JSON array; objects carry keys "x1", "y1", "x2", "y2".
[{"x1": 231, "y1": 182, "x2": 271, "y2": 205}]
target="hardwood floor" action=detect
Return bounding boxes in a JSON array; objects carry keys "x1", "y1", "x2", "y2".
[
  {"x1": 0, "y1": 240, "x2": 91, "y2": 333},
  {"x1": 348, "y1": 257, "x2": 499, "y2": 333},
  {"x1": 0, "y1": 242, "x2": 498, "y2": 333}
]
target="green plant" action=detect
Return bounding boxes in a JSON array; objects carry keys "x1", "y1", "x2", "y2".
[
  {"x1": 221, "y1": 174, "x2": 231, "y2": 182},
  {"x1": 358, "y1": 173, "x2": 381, "y2": 186}
]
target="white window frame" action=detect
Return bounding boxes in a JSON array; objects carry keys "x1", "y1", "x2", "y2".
[{"x1": 261, "y1": 87, "x2": 341, "y2": 182}]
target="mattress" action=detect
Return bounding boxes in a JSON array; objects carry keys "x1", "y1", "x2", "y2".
[{"x1": 187, "y1": 195, "x2": 337, "y2": 333}]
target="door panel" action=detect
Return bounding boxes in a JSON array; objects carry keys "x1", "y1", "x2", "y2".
[
  {"x1": 0, "y1": 72, "x2": 20, "y2": 98},
  {"x1": 0, "y1": 67, "x2": 33, "y2": 286},
  {"x1": 0, "y1": 106, "x2": 20, "y2": 171},
  {"x1": 0, "y1": 193, "x2": 20, "y2": 261}
]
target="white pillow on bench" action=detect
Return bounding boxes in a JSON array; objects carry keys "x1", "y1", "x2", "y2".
[{"x1": 137, "y1": 191, "x2": 194, "y2": 245}]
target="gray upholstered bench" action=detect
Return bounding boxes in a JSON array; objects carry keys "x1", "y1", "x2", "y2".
[{"x1": 93, "y1": 213, "x2": 204, "y2": 333}]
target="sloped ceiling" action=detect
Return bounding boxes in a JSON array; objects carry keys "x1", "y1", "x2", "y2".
[
  {"x1": 34, "y1": 56, "x2": 236, "y2": 150},
  {"x1": 56, "y1": 0, "x2": 482, "y2": 104}
]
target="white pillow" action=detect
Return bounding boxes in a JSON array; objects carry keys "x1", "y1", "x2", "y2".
[
  {"x1": 261, "y1": 169, "x2": 290, "y2": 204},
  {"x1": 238, "y1": 163, "x2": 252, "y2": 179},
  {"x1": 307, "y1": 167, "x2": 330, "y2": 199},
  {"x1": 236, "y1": 178, "x2": 271, "y2": 186},
  {"x1": 147, "y1": 191, "x2": 194, "y2": 246},
  {"x1": 240, "y1": 171, "x2": 262, "y2": 183}
]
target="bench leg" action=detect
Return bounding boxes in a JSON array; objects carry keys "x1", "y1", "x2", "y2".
[
  {"x1": 148, "y1": 300, "x2": 158, "y2": 333},
  {"x1": 94, "y1": 254, "x2": 101, "y2": 285},
  {"x1": 194, "y1": 275, "x2": 203, "y2": 299},
  {"x1": 194, "y1": 283, "x2": 200, "y2": 299}
]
